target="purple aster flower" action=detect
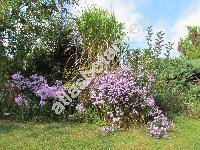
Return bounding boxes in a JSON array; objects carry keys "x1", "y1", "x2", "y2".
[
  {"x1": 39, "y1": 100, "x2": 46, "y2": 106},
  {"x1": 14, "y1": 95, "x2": 28, "y2": 106},
  {"x1": 11, "y1": 72, "x2": 23, "y2": 81},
  {"x1": 146, "y1": 97, "x2": 155, "y2": 107},
  {"x1": 113, "y1": 117, "x2": 120, "y2": 122}
]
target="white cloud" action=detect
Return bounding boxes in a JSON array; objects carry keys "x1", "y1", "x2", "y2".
[
  {"x1": 71, "y1": 0, "x2": 200, "y2": 58},
  {"x1": 170, "y1": 0, "x2": 200, "y2": 52}
]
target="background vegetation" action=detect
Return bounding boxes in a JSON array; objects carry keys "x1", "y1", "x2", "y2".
[{"x1": 0, "y1": 0, "x2": 200, "y2": 148}]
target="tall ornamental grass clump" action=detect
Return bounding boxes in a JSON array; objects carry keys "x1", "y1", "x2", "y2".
[{"x1": 80, "y1": 68, "x2": 172, "y2": 139}]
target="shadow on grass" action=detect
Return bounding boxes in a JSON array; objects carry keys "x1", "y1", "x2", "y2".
[{"x1": 0, "y1": 120, "x2": 23, "y2": 134}]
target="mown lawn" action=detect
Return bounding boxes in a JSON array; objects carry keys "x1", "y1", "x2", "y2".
[{"x1": 0, "y1": 116, "x2": 200, "y2": 150}]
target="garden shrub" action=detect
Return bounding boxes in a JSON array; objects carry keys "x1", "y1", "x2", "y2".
[
  {"x1": 79, "y1": 68, "x2": 172, "y2": 139},
  {"x1": 2, "y1": 73, "x2": 75, "y2": 122},
  {"x1": 123, "y1": 27, "x2": 200, "y2": 117},
  {"x1": 154, "y1": 58, "x2": 200, "y2": 115}
]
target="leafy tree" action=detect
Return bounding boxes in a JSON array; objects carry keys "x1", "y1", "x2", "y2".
[
  {"x1": 1, "y1": 2, "x2": 125, "y2": 82},
  {"x1": 178, "y1": 26, "x2": 200, "y2": 59},
  {"x1": 0, "y1": 0, "x2": 80, "y2": 81},
  {"x1": 178, "y1": 26, "x2": 200, "y2": 87}
]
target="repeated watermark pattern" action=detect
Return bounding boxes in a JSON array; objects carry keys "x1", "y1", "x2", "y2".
[
  {"x1": 128, "y1": 15, "x2": 149, "y2": 37},
  {"x1": 52, "y1": 39, "x2": 123, "y2": 114}
]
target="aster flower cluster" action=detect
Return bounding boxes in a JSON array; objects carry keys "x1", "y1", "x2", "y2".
[
  {"x1": 11, "y1": 73, "x2": 66, "y2": 106},
  {"x1": 148, "y1": 114, "x2": 171, "y2": 139},
  {"x1": 14, "y1": 94, "x2": 29, "y2": 106},
  {"x1": 86, "y1": 68, "x2": 172, "y2": 139}
]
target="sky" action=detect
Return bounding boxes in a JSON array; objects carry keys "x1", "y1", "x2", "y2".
[{"x1": 71, "y1": 0, "x2": 200, "y2": 56}]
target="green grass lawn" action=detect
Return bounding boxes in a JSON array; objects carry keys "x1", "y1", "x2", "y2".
[{"x1": 0, "y1": 117, "x2": 199, "y2": 150}]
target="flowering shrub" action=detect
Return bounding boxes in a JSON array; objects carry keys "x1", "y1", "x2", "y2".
[
  {"x1": 11, "y1": 73, "x2": 66, "y2": 106},
  {"x1": 9, "y1": 73, "x2": 72, "y2": 121},
  {"x1": 80, "y1": 68, "x2": 172, "y2": 139},
  {"x1": 11, "y1": 70, "x2": 173, "y2": 138}
]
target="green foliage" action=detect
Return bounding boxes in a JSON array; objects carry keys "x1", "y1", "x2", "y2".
[
  {"x1": 153, "y1": 56, "x2": 200, "y2": 116},
  {"x1": 76, "y1": 6, "x2": 125, "y2": 67},
  {"x1": 1, "y1": 1, "x2": 126, "y2": 122},
  {"x1": 0, "y1": 0, "x2": 81, "y2": 121},
  {"x1": 124, "y1": 27, "x2": 173, "y2": 79},
  {"x1": 1, "y1": 2, "x2": 125, "y2": 83},
  {"x1": 0, "y1": 0, "x2": 80, "y2": 81},
  {"x1": 178, "y1": 26, "x2": 200, "y2": 59},
  {"x1": 124, "y1": 27, "x2": 199, "y2": 116}
]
